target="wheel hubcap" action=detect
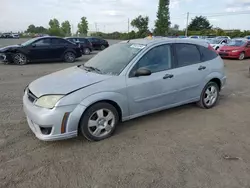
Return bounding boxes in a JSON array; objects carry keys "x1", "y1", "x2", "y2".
[
  {"x1": 14, "y1": 53, "x2": 26, "y2": 64},
  {"x1": 85, "y1": 49, "x2": 90, "y2": 54},
  {"x1": 239, "y1": 53, "x2": 244, "y2": 60},
  {"x1": 204, "y1": 86, "x2": 218, "y2": 106},
  {"x1": 66, "y1": 53, "x2": 74, "y2": 61},
  {"x1": 88, "y1": 109, "x2": 115, "y2": 137}
]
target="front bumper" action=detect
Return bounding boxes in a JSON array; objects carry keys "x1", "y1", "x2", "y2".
[
  {"x1": 23, "y1": 90, "x2": 86, "y2": 141},
  {"x1": 218, "y1": 51, "x2": 240, "y2": 59},
  {"x1": 0, "y1": 53, "x2": 7, "y2": 62}
]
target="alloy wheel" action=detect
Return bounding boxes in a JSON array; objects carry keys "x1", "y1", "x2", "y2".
[
  {"x1": 13, "y1": 53, "x2": 27, "y2": 65},
  {"x1": 203, "y1": 85, "x2": 218, "y2": 107},
  {"x1": 64, "y1": 52, "x2": 75, "y2": 62},
  {"x1": 239, "y1": 52, "x2": 245, "y2": 60},
  {"x1": 87, "y1": 108, "x2": 115, "y2": 138}
]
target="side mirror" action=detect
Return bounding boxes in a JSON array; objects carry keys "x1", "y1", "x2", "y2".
[
  {"x1": 32, "y1": 43, "x2": 36, "y2": 47},
  {"x1": 134, "y1": 68, "x2": 151, "y2": 77}
]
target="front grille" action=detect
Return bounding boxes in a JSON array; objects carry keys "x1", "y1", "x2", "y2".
[{"x1": 27, "y1": 89, "x2": 37, "y2": 103}]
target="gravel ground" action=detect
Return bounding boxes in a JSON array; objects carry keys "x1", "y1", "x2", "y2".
[{"x1": 1, "y1": 39, "x2": 250, "y2": 188}]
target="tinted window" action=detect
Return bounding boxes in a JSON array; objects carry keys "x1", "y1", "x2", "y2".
[
  {"x1": 198, "y1": 45, "x2": 218, "y2": 61},
  {"x1": 175, "y1": 44, "x2": 201, "y2": 67},
  {"x1": 131, "y1": 45, "x2": 172, "y2": 75},
  {"x1": 51, "y1": 38, "x2": 69, "y2": 45},
  {"x1": 33, "y1": 38, "x2": 51, "y2": 46},
  {"x1": 79, "y1": 38, "x2": 86, "y2": 43}
]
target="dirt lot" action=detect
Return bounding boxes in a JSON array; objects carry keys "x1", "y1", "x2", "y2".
[{"x1": 1, "y1": 39, "x2": 250, "y2": 188}]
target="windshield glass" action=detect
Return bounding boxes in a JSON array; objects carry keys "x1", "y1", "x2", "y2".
[
  {"x1": 21, "y1": 38, "x2": 39, "y2": 46},
  {"x1": 83, "y1": 43, "x2": 146, "y2": 75},
  {"x1": 209, "y1": 39, "x2": 221, "y2": 44},
  {"x1": 227, "y1": 40, "x2": 246, "y2": 47}
]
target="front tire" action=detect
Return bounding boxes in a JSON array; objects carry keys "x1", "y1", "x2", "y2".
[
  {"x1": 239, "y1": 52, "x2": 245, "y2": 60},
  {"x1": 197, "y1": 82, "x2": 219, "y2": 109},
  {"x1": 64, "y1": 52, "x2": 76, "y2": 63},
  {"x1": 100, "y1": 45, "x2": 106, "y2": 50},
  {"x1": 83, "y1": 48, "x2": 91, "y2": 55},
  {"x1": 12, "y1": 53, "x2": 27, "y2": 65},
  {"x1": 79, "y1": 102, "x2": 119, "y2": 141}
]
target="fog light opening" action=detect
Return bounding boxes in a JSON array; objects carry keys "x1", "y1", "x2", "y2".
[
  {"x1": 61, "y1": 112, "x2": 70, "y2": 134},
  {"x1": 40, "y1": 127, "x2": 52, "y2": 135}
]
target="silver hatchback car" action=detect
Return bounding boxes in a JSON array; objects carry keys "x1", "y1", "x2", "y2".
[{"x1": 23, "y1": 38, "x2": 226, "y2": 141}]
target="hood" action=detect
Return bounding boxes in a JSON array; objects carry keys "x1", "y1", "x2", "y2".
[
  {"x1": 219, "y1": 46, "x2": 243, "y2": 51},
  {"x1": 0, "y1": 44, "x2": 20, "y2": 52},
  {"x1": 29, "y1": 66, "x2": 112, "y2": 98}
]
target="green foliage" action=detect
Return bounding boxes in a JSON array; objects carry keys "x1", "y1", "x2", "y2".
[
  {"x1": 77, "y1": 17, "x2": 89, "y2": 36},
  {"x1": 26, "y1": 24, "x2": 47, "y2": 34},
  {"x1": 131, "y1": 15, "x2": 149, "y2": 38},
  {"x1": 188, "y1": 16, "x2": 212, "y2": 31},
  {"x1": 48, "y1": 18, "x2": 62, "y2": 36},
  {"x1": 154, "y1": 0, "x2": 170, "y2": 36},
  {"x1": 61, "y1": 21, "x2": 71, "y2": 36}
]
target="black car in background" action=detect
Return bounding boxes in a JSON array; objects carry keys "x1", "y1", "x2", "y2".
[
  {"x1": 65, "y1": 37, "x2": 93, "y2": 55},
  {"x1": 85, "y1": 37, "x2": 109, "y2": 50},
  {"x1": 0, "y1": 37, "x2": 82, "y2": 65}
]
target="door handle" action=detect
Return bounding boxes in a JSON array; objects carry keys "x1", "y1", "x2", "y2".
[
  {"x1": 163, "y1": 74, "x2": 174, "y2": 79},
  {"x1": 198, "y1": 66, "x2": 206, "y2": 70}
]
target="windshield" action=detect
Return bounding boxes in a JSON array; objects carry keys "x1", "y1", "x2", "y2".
[
  {"x1": 21, "y1": 38, "x2": 39, "y2": 46},
  {"x1": 83, "y1": 43, "x2": 145, "y2": 75},
  {"x1": 227, "y1": 40, "x2": 246, "y2": 47},
  {"x1": 209, "y1": 39, "x2": 221, "y2": 44}
]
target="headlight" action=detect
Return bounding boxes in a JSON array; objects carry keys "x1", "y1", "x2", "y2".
[
  {"x1": 232, "y1": 50, "x2": 239, "y2": 52},
  {"x1": 35, "y1": 95, "x2": 64, "y2": 109}
]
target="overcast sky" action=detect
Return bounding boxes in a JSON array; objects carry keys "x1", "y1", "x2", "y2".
[{"x1": 0, "y1": 0, "x2": 250, "y2": 33}]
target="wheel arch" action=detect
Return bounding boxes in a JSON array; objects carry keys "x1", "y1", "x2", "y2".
[{"x1": 209, "y1": 78, "x2": 222, "y2": 91}]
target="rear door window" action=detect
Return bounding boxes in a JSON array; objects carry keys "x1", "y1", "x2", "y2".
[
  {"x1": 174, "y1": 43, "x2": 201, "y2": 67},
  {"x1": 79, "y1": 38, "x2": 86, "y2": 43}
]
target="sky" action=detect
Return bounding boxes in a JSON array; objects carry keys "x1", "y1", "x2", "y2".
[{"x1": 0, "y1": 0, "x2": 250, "y2": 33}]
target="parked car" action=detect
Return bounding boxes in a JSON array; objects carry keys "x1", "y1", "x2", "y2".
[
  {"x1": 23, "y1": 38, "x2": 226, "y2": 141},
  {"x1": 218, "y1": 38, "x2": 250, "y2": 60},
  {"x1": 11, "y1": 33, "x2": 19, "y2": 39},
  {"x1": 208, "y1": 38, "x2": 229, "y2": 50},
  {"x1": 189, "y1": 35, "x2": 201, "y2": 39},
  {"x1": 65, "y1": 37, "x2": 93, "y2": 55},
  {"x1": 216, "y1": 36, "x2": 231, "y2": 40},
  {"x1": 0, "y1": 36, "x2": 82, "y2": 64},
  {"x1": 245, "y1": 36, "x2": 250, "y2": 40},
  {"x1": 85, "y1": 37, "x2": 109, "y2": 50}
]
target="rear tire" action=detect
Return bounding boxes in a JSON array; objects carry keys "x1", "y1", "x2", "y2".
[
  {"x1": 79, "y1": 102, "x2": 119, "y2": 141},
  {"x1": 197, "y1": 82, "x2": 219, "y2": 109},
  {"x1": 238, "y1": 52, "x2": 245, "y2": 60},
  {"x1": 64, "y1": 52, "x2": 76, "y2": 63}
]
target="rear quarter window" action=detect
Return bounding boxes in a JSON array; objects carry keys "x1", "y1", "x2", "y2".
[{"x1": 198, "y1": 45, "x2": 218, "y2": 62}]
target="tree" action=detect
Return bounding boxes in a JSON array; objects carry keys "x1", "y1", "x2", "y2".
[
  {"x1": 131, "y1": 15, "x2": 149, "y2": 37},
  {"x1": 188, "y1": 16, "x2": 212, "y2": 31},
  {"x1": 173, "y1": 24, "x2": 179, "y2": 31},
  {"x1": 61, "y1": 21, "x2": 71, "y2": 36},
  {"x1": 77, "y1": 17, "x2": 88, "y2": 36},
  {"x1": 48, "y1": 18, "x2": 62, "y2": 36},
  {"x1": 26, "y1": 24, "x2": 36, "y2": 33},
  {"x1": 154, "y1": 0, "x2": 171, "y2": 36}
]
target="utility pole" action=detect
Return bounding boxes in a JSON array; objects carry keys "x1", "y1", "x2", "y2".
[
  {"x1": 95, "y1": 23, "x2": 98, "y2": 33},
  {"x1": 128, "y1": 18, "x2": 130, "y2": 33},
  {"x1": 185, "y1": 12, "x2": 189, "y2": 37}
]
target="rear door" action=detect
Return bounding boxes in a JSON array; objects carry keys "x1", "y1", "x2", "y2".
[
  {"x1": 51, "y1": 38, "x2": 68, "y2": 59},
  {"x1": 169, "y1": 43, "x2": 211, "y2": 103}
]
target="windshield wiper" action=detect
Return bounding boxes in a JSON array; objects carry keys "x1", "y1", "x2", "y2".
[{"x1": 78, "y1": 64, "x2": 102, "y2": 74}]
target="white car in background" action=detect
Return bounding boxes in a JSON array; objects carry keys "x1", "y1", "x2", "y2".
[
  {"x1": 208, "y1": 38, "x2": 229, "y2": 51},
  {"x1": 216, "y1": 36, "x2": 231, "y2": 40}
]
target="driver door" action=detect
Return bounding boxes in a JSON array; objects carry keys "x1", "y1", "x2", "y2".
[
  {"x1": 28, "y1": 38, "x2": 52, "y2": 61},
  {"x1": 126, "y1": 44, "x2": 177, "y2": 117}
]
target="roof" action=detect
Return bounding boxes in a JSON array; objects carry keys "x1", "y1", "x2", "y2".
[{"x1": 124, "y1": 38, "x2": 209, "y2": 47}]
